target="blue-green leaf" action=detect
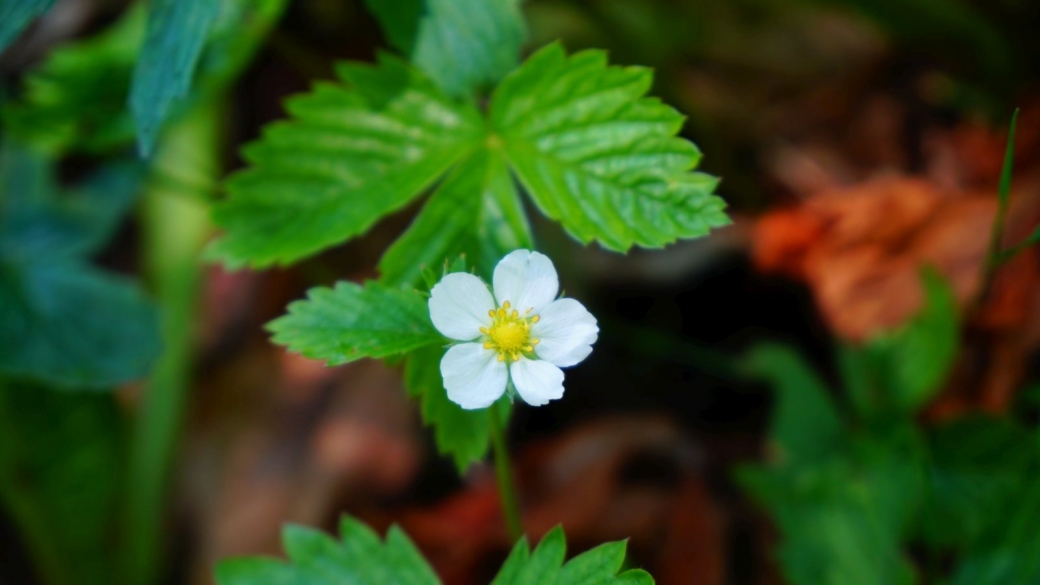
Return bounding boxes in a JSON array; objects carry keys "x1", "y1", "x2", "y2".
[
  {"x1": 0, "y1": 145, "x2": 159, "y2": 388},
  {"x1": 365, "y1": 0, "x2": 526, "y2": 98},
  {"x1": 129, "y1": 0, "x2": 220, "y2": 156},
  {"x1": 491, "y1": 43, "x2": 728, "y2": 252},
  {"x1": 5, "y1": 0, "x2": 285, "y2": 156},
  {"x1": 0, "y1": 260, "x2": 161, "y2": 388},
  {"x1": 0, "y1": 0, "x2": 55, "y2": 54}
]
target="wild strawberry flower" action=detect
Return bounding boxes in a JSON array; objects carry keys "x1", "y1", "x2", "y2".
[{"x1": 428, "y1": 250, "x2": 598, "y2": 410}]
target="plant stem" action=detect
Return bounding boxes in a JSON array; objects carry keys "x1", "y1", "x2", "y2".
[
  {"x1": 979, "y1": 108, "x2": 1019, "y2": 304},
  {"x1": 121, "y1": 100, "x2": 221, "y2": 585},
  {"x1": 489, "y1": 402, "x2": 523, "y2": 542}
]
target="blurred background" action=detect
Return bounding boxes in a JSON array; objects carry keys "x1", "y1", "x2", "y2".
[{"x1": 1, "y1": 0, "x2": 1039, "y2": 584}]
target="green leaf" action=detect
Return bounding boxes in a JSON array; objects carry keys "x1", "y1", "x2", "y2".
[
  {"x1": 491, "y1": 43, "x2": 728, "y2": 252},
  {"x1": 216, "y1": 517, "x2": 440, "y2": 585},
  {"x1": 0, "y1": 0, "x2": 55, "y2": 53},
  {"x1": 209, "y1": 56, "x2": 483, "y2": 268},
  {"x1": 1, "y1": 8, "x2": 143, "y2": 154},
  {"x1": 738, "y1": 449, "x2": 920, "y2": 585},
  {"x1": 380, "y1": 148, "x2": 532, "y2": 287},
  {"x1": 365, "y1": 0, "x2": 526, "y2": 98},
  {"x1": 129, "y1": 0, "x2": 220, "y2": 156},
  {"x1": 863, "y1": 269, "x2": 959, "y2": 413},
  {"x1": 492, "y1": 526, "x2": 653, "y2": 585},
  {"x1": 0, "y1": 380, "x2": 123, "y2": 585},
  {"x1": 216, "y1": 518, "x2": 653, "y2": 585},
  {"x1": 268, "y1": 280, "x2": 442, "y2": 366},
  {"x1": 743, "y1": 344, "x2": 845, "y2": 465},
  {"x1": 405, "y1": 345, "x2": 511, "y2": 471},
  {"x1": 0, "y1": 145, "x2": 160, "y2": 388}
]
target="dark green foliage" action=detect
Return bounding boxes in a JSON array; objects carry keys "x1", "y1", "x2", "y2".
[
  {"x1": 0, "y1": 380, "x2": 123, "y2": 585},
  {"x1": 741, "y1": 271, "x2": 1040, "y2": 585}
]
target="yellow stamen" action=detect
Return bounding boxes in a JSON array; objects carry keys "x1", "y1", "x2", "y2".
[{"x1": 482, "y1": 300, "x2": 540, "y2": 362}]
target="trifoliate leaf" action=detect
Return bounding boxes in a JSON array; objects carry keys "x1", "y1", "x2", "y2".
[
  {"x1": 365, "y1": 0, "x2": 526, "y2": 98},
  {"x1": 0, "y1": 0, "x2": 55, "y2": 54},
  {"x1": 215, "y1": 517, "x2": 440, "y2": 585},
  {"x1": 129, "y1": 0, "x2": 220, "y2": 156},
  {"x1": 0, "y1": 380, "x2": 123, "y2": 585},
  {"x1": 380, "y1": 148, "x2": 532, "y2": 288},
  {"x1": 405, "y1": 345, "x2": 511, "y2": 471},
  {"x1": 209, "y1": 56, "x2": 484, "y2": 268},
  {"x1": 215, "y1": 517, "x2": 654, "y2": 585},
  {"x1": 492, "y1": 526, "x2": 653, "y2": 585},
  {"x1": 268, "y1": 280, "x2": 442, "y2": 366},
  {"x1": 0, "y1": 145, "x2": 160, "y2": 388},
  {"x1": 491, "y1": 43, "x2": 728, "y2": 252},
  {"x1": 743, "y1": 344, "x2": 845, "y2": 465}
]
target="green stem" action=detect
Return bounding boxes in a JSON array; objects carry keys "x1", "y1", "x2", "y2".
[
  {"x1": 978, "y1": 108, "x2": 1019, "y2": 304},
  {"x1": 121, "y1": 101, "x2": 221, "y2": 585},
  {"x1": 489, "y1": 402, "x2": 523, "y2": 542}
]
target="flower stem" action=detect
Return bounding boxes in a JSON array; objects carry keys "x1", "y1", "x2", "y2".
[
  {"x1": 121, "y1": 100, "x2": 220, "y2": 585},
  {"x1": 489, "y1": 402, "x2": 523, "y2": 542}
]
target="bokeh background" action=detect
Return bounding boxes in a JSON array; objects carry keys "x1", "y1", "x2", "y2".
[{"x1": 2, "y1": 0, "x2": 1039, "y2": 584}]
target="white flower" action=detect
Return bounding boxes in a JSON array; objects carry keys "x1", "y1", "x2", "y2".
[{"x1": 428, "y1": 250, "x2": 598, "y2": 410}]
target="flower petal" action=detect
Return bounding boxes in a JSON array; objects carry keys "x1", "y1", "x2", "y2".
[
  {"x1": 531, "y1": 298, "x2": 598, "y2": 367},
  {"x1": 429, "y1": 273, "x2": 495, "y2": 341},
  {"x1": 492, "y1": 250, "x2": 558, "y2": 313},
  {"x1": 509, "y1": 357, "x2": 565, "y2": 407},
  {"x1": 440, "y1": 343, "x2": 508, "y2": 410}
]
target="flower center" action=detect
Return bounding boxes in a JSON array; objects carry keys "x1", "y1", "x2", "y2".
[{"x1": 480, "y1": 301, "x2": 540, "y2": 362}]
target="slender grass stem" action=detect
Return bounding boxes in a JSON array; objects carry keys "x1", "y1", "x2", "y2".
[{"x1": 978, "y1": 108, "x2": 1019, "y2": 304}]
